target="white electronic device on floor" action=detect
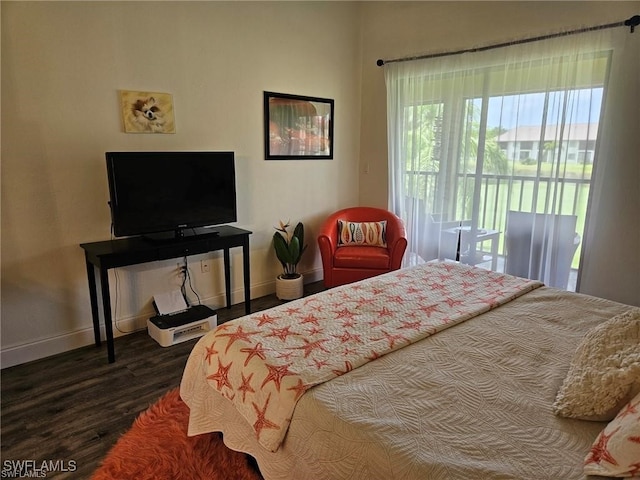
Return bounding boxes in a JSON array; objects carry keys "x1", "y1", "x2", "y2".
[
  {"x1": 147, "y1": 305, "x2": 217, "y2": 347},
  {"x1": 147, "y1": 291, "x2": 217, "y2": 347}
]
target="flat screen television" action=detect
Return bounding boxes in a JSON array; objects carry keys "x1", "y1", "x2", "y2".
[{"x1": 105, "y1": 151, "x2": 237, "y2": 240}]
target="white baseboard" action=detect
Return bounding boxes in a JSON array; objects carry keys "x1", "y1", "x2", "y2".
[{"x1": 0, "y1": 269, "x2": 323, "y2": 369}]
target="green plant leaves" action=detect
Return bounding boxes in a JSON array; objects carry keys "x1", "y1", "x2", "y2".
[{"x1": 273, "y1": 221, "x2": 307, "y2": 275}]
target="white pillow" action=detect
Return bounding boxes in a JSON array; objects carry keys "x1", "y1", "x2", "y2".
[
  {"x1": 553, "y1": 308, "x2": 640, "y2": 421},
  {"x1": 584, "y1": 390, "x2": 640, "y2": 477},
  {"x1": 337, "y1": 220, "x2": 388, "y2": 247}
]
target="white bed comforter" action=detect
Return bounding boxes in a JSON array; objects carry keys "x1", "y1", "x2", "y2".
[{"x1": 181, "y1": 264, "x2": 631, "y2": 480}]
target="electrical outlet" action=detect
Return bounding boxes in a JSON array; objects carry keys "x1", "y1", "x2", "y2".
[{"x1": 200, "y1": 259, "x2": 210, "y2": 273}]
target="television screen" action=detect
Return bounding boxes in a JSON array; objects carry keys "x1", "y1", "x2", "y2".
[{"x1": 106, "y1": 151, "x2": 237, "y2": 239}]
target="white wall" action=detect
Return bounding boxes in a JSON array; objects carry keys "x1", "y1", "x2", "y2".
[
  {"x1": 358, "y1": 1, "x2": 640, "y2": 306},
  {"x1": 1, "y1": 1, "x2": 363, "y2": 367}
]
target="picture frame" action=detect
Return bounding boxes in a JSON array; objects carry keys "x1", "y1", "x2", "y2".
[
  {"x1": 120, "y1": 90, "x2": 176, "y2": 134},
  {"x1": 264, "y1": 91, "x2": 334, "y2": 160}
]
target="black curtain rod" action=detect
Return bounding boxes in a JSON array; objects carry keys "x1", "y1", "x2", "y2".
[{"x1": 376, "y1": 15, "x2": 639, "y2": 66}]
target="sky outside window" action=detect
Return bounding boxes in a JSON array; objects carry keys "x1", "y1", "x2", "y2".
[{"x1": 486, "y1": 88, "x2": 603, "y2": 129}]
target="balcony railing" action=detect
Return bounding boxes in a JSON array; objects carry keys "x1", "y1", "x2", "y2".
[{"x1": 406, "y1": 171, "x2": 591, "y2": 269}]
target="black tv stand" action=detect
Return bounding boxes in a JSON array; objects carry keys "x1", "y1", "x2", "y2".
[
  {"x1": 80, "y1": 225, "x2": 251, "y2": 363},
  {"x1": 142, "y1": 227, "x2": 221, "y2": 244}
]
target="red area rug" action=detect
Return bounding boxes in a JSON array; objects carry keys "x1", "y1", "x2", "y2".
[{"x1": 91, "y1": 388, "x2": 263, "y2": 480}]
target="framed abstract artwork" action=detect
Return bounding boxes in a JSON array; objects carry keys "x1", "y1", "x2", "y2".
[{"x1": 264, "y1": 91, "x2": 334, "y2": 160}]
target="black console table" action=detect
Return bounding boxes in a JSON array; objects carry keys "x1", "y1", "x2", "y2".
[{"x1": 80, "y1": 225, "x2": 251, "y2": 363}]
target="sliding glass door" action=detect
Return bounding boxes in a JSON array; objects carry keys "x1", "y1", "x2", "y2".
[{"x1": 386, "y1": 33, "x2": 612, "y2": 290}]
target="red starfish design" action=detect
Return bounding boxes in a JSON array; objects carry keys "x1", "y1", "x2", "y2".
[
  {"x1": 307, "y1": 326, "x2": 324, "y2": 336},
  {"x1": 428, "y1": 282, "x2": 448, "y2": 292},
  {"x1": 343, "y1": 346, "x2": 357, "y2": 356},
  {"x1": 311, "y1": 358, "x2": 330, "y2": 370},
  {"x1": 398, "y1": 319, "x2": 423, "y2": 331},
  {"x1": 444, "y1": 297, "x2": 464, "y2": 308},
  {"x1": 204, "y1": 341, "x2": 219, "y2": 365},
  {"x1": 287, "y1": 378, "x2": 309, "y2": 401},
  {"x1": 254, "y1": 313, "x2": 278, "y2": 327},
  {"x1": 240, "y1": 342, "x2": 267, "y2": 366},
  {"x1": 342, "y1": 318, "x2": 356, "y2": 329},
  {"x1": 368, "y1": 318, "x2": 383, "y2": 328},
  {"x1": 261, "y1": 363, "x2": 296, "y2": 391},
  {"x1": 283, "y1": 307, "x2": 301, "y2": 315},
  {"x1": 585, "y1": 427, "x2": 620, "y2": 466},
  {"x1": 206, "y1": 359, "x2": 233, "y2": 391},
  {"x1": 334, "y1": 307, "x2": 356, "y2": 320},
  {"x1": 354, "y1": 296, "x2": 372, "y2": 307},
  {"x1": 617, "y1": 399, "x2": 639, "y2": 418},
  {"x1": 332, "y1": 361, "x2": 353, "y2": 376},
  {"x1": 479, "y1": 296, "x2": 501, "y2": 308},
  {"x1": 628, "y1": 462, "x2": 640, "y2": 475},
  {"x1": 418, "y1": 303, "x2": 441, "y2": 317},
  {"x1": 415, "y1": 293, "x2": 431, "y2": 303},
  {"x1": 217, "y1": 325, "x2": 260, "y2": 353},
  {"x1": 437, "y1": 273, "x2": 453, "y2": 282},
  {"x1": 276, "y1": 351, "x2": 295, "y2": 361},
  {"x1": 334, "y1": 330, "x2": 363, "y2": 344},
  {"x1": 289, "y1": 338, "x2": 330, "y2": 358},
  {"x1": 492, "y1": 276, "x2": 506, "y2": 286},
  {"x1": 367, "y1": 350, "x2": 383, "y2": 361},
  {"x1": 385, "y1": 294, "x2": 406, "y2": 304},
  {"x1": 300, "y1": 314, "x2": 320, "y2": 326},
  {"x1": 373, "y1": 329, "x2": 408, "y2": 349},
  {"x1": 266, "y1": 326, "x2": 297, "y2": 342},
  {"x1": 339, "y1": 291, "x2": 353, "y2": 300},
  {"x1": 377, "y1": 306, "x2": 395, "y2": 318},
  {"x1": 237, "y1": 372, "x2": 255, "y2": 403},
  {"x1": 252, "y1": 395, "x2": 280, "y2": 440}
]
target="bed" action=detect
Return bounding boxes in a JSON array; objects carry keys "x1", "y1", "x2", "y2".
[{"x1": 180, "y1": 261, "x2": 640, "y2": 480}]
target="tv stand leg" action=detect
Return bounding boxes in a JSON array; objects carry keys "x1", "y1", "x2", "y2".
[
  {"x1": 223, "y1": 248, "x2": 231, "y2": 308},
  {"x1": 99, "y1": 266, "x2": 116, "y2": 363},
  {"x1": 243, "y1": 237, "x2": 251, "y2": 315},
  {"x1": 86, "y1": 259, "x2": 101, "y2": 346}
]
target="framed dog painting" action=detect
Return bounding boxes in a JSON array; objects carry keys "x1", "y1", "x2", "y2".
[{"x1": 120, "y1": 90, "x2": 176, "y2": 134}]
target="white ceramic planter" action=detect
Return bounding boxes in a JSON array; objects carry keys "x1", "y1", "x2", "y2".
[{"x1": 275, "y1": 274, "x2": 304, "y2": 300}]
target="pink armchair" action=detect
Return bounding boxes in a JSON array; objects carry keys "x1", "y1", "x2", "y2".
[{"x1": 317, "y1": 207, "x2": 407, "y2": 288}]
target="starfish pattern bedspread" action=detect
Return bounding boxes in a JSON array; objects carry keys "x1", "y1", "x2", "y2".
[{"x1": 196, "y1": 262, "x2": 542, "y2": 451}]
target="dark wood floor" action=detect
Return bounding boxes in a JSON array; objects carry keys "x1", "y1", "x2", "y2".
[{"x1": 0, "y1": 281, "x2": 326, "y2": 479}]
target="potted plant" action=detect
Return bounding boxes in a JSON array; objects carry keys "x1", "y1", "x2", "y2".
[{"x1": 273, "y1": 220, "x2": 307, "y2": 300}]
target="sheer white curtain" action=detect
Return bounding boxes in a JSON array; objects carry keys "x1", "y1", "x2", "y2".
[{"x1": 385, "y1": 28, "x2": 627, "y2": 290}]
